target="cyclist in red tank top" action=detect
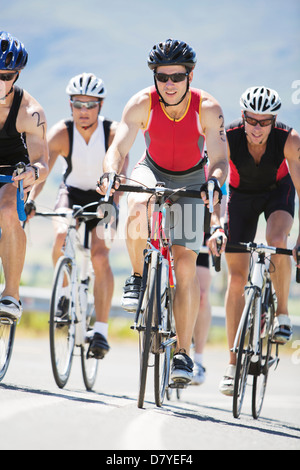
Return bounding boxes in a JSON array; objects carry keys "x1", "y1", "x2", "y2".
[
  {"x1": 143, "y1": 86, "x2": 205, "y2": 172},
  {"x1": 98, "y1": 39, "x2": 228, "y2": 383}
]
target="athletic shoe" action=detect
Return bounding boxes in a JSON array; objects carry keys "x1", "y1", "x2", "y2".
[
  {"x1": 121, "y1": 274, "x2": 142, "y2": 312},
  {"x1": 0, "y1": 296, "x2": 23, "y2": 322},
  {"x1": 191, "y1": 362, "x2": 206, "y2": 385},
  {"x1": 170, "y1": 351, "x2": 194, "y2": 384},
  {"x1": 88, "y1": 332, "x2": 110, "y2": 360},
  {"x1": 219, "y1": 364, "x2": 236, "y2": 396},
  {"x1": 272, "y1": 314, "x2": 293, "y2": 345}
]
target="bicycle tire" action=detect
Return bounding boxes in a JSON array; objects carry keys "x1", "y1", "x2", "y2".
[
  {"x1": 81, "y1": 306, "x2": 99, "y2": 391},
  {"x1": 252, "y1": 283, "x2": 275, "y2": 419},
  {"x1": 154, "y1": 278, "x2": 174, "y2": 407},
  {"x1": 137, "y1": 252, "x2": 158, "y2": 409},
  {"x1": 49, "y1": 256, "x2": 76, "y2": 389},
  {"x1": 233, "y1": 289, "x2": 255, "y2": 418},
  {"x1": 0, "y1": 318, "x2": 16, "y2": 382}
]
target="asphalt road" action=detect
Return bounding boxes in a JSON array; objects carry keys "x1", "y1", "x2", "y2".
[{"x1": 0, "y1": 335, "x2": 299, "y2": 451}]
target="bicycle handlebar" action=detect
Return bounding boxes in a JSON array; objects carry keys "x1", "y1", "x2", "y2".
[
  {"x1": 226, "y1": 241, "x2": 300, "y2": 283},
  {"x1": 116, "y1": 183, "x2": 201, "y2": 199}
]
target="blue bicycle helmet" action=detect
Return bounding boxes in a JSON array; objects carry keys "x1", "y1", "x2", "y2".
[{"x1": 0, "y1": 31, "x2": 28, "y2": 71}]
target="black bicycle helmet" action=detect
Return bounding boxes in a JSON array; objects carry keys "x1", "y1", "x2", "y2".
[
  {"x1": 147, "y1": 39, "x2": 197, "y2": 71},
  {"x1": 0, "y1": 31, "x2": 28, "y2": 71}
]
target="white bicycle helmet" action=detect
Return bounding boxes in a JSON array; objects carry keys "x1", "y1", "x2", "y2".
[
  {"x1": 240, "y1": 86, "x2": 281, "y2": 115},
  {"x1": 66, "y1": 73, "x2": 107, "y2": 99}
]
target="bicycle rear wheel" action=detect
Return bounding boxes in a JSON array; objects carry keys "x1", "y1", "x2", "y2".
[
  {"x1": 49, "y1": 256, "x2": 76, "y2": 389},
  {"x1": 0, "y1": 317, "x2": 16, "y2": 382},
  {"x1": 137, "y1": 251, "x2": 158, "y2": 409},
  {"x1": 233, "y1": 289, "x2": 255, "y2": 418},
  {"x1": 252, "y1": 285, "x2": 275, "y2": 419}
]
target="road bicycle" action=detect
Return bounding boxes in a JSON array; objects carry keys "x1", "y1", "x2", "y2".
[
  {"x1": 36, "y1": 201, "x2": 107, "y2": 390},
  {"x1": 0, "y1": 162, "x2": 27, "y2": 382},
  {"x1": 108, "y1": 178, "x2": 220, "y2": 409},
  {"x1": 227, "y1": 241, "x2": 300, "y2": 419}
]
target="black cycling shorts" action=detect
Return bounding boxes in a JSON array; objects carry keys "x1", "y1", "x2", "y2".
[
  {"x1": 54, "y1": 183, "x2": 119, "y2": 232},
  {"x1": 196, "y1": 233, "x2": 210, "y2": 268},
  {"x1": 225, "y1": 174, "x2": 295, "y2": 253}
]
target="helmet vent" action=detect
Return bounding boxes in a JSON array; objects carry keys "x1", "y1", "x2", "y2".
[
  {"x1": 1, "y1": 40, "x2": 8, "y2": 52},
  {"x1": 5, "y1": 52, "x2": 13, "y2": 66}
]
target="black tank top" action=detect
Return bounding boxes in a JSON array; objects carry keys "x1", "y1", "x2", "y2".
[
  {"x1": 226, "y1": 119, "x2": 292, "y2": 193},
  {"x1": 0, "y1": 86, "x2": 29, "y2": 171}
]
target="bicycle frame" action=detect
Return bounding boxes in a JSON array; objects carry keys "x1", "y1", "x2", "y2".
[
  {"x1": 233, "y1": 252, "x2": 271, "y2": 360},
  {"x1": 61, "y1": 213, "x2": 92, "y2": 347}
]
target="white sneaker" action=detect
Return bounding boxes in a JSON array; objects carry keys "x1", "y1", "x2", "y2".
[
  {"x1": 273, "y1": 315, "x2": 293, "y2": 345},
  {"x1": 191, "y1": 362, "x2": 206, "y2": 385},
  {"x1": 0, "y1": 296, "x2": 23, "y2": 322},
  {"x1": 219, "y1": 364, "x2": 236, "y2": 396}
]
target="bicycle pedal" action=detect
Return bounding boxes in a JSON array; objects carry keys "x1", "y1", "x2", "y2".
[
  {"x1": 168, "y1": 382, "x2": 188, "y2": 389},
  {"x1": 0, "y1": 315, "x2": 15, "y2": 326}
]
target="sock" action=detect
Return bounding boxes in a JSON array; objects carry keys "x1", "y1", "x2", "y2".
[
  {"x1": 93, "y1": 322, "x2": 108, "y2": 339},
  {"x1": 194, "y1": 353, "x2": 204, "y2": 365}
]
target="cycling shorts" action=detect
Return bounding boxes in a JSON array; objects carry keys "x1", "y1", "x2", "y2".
[
  {"x1": 225, "y1": 174, "x2": 295, "y2": 252},
  {"x1": 130, "y1": 155, "x2": 206, "y2": 255},
  {"x1": 54, "y1": 182, "x2": 119, "y2": 232}
]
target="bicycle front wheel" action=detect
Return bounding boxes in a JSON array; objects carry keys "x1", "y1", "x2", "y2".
[
  {"x1": 233, "y1": 289, "x2": 255, "y2": 418},
  {"x1": 81, "y1": 306, "x2": 98, "y2": 391},
  {"x1": 137, "y1": 251, "x2": 158, "y2": 409},
  {"x1": 49, "y1": 256, "x2": 76, "y2": 389},
  {"x1": 154, "y1": 278, "x2": 174, "y2": 407},
  {"x1": 252, "y1": 286, "x2": 275, "y2": 419},
  {"x1": 0, "y1": 317, "x2": 16, "y2": 382}
]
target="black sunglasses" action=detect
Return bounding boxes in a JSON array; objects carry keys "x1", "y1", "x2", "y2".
[
  {"x1": 0, "y1": 72, "x2": 18, "y2": 82},
  {"x1": 244, "y1": 112, "x2": 275, "y2": 128},
  {"x1": 154, "y1": 72, "x2": 189, "y2": 83}
]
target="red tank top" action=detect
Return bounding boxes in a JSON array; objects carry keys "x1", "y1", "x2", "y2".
[{"x1": 143, "y1": 86, "x2": 206, "y2": 172}]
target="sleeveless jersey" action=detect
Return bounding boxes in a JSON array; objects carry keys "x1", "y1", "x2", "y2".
[
  {"x1": 226, "y1": 119, "x2": 292, "y2": 193},
  {"x1": 0, "y1": 86, "x2": 29, "y2": 169},
  {"x1": 63, "y1": 116, "x2": 112, "y2": 191},
  {"x1": 143, "y1": 86, "x2": 206, "y2": 173}
]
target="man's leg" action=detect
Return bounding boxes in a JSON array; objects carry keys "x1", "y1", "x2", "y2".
[
  {"x1": 266, "y1": 210, "x2": 294, "y2": 343},
  {"x1": 191, "y1": 265, "x2": 211, "y2": 385},
  {"x1": 0, "y1": 185, "x2": 26, "y2": 319},
  {"x1": 89, "y1": 228, "x2": 114, "y2": 358}
]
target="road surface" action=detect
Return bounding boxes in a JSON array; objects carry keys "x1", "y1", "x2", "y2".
[{"x1": 0, "y1": 335, "x2": 299, "y2": 451}]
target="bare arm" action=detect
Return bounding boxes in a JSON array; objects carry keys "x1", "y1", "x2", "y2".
[
  {"x1": 13, "y1": 91, "x2": 49, "y2": 193},
  {"x1": 285, "y1": 128, "x2": 300, "y2": 263},
  {"x1": 200, "y1": 92, "x2": 228, "y2": 206},
  {"x1": 98, "y1": 88, "x2": 150, "y2": 194},
  {"x1": 28, "y1": 120, "x2": 69, "y2": 202}
]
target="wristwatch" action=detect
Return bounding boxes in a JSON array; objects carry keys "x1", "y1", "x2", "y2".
[{"x1": 31, "y1": 165, "x2": 40, "y2": 181}]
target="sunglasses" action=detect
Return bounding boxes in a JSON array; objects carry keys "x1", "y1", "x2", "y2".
[
  {"x1": 244, "y1": 112, "x2": 275, "y2": 128},
  {"x1": 0, "y1": 72, "x2": 18, "y2": 82},
  {"x1": 71, "y1": 100, "x2": 100, "y2": 109},
  {"x1": 154, "y1": 72, "x2": 189, "y2": 83}
]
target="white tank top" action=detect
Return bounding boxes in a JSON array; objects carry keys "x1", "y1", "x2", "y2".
[{"x1": 64, "y1": 116, "x2": 106, "y2": 191}]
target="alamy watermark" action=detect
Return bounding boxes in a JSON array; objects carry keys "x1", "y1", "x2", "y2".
[
  {"x1": 291, "y1": 340, "x2": 300, "y2": 365},
  {"x1": 291, "y1": 80, "x2": 300, "y2": 104}
]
